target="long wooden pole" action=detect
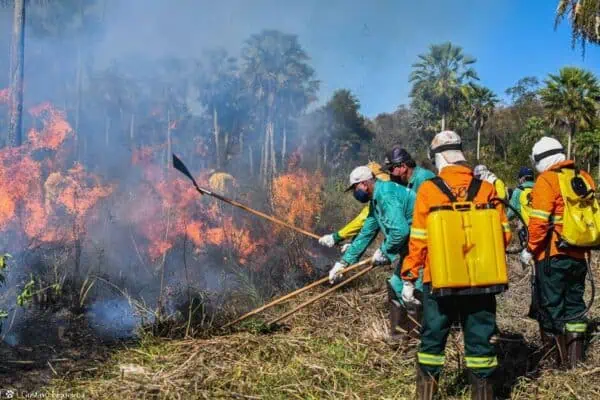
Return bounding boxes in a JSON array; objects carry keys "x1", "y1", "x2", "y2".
[
  {"x1": 222, "y1": 259, "x2": 371, "y2": 329},
  {"x1": 267, "y1": 264, "x2": 376, "y2": 326},
  {"x1": 207, "y1": 189, "x2": 320, "y2": 240},
  {"x1": 173, "y1": 154, "x2": 320, "y2": 240}
]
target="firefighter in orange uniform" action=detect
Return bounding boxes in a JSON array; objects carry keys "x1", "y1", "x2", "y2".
[
  {"x1": 521, "y1": 136, "x2": 593, "y2": 369},
  {"x1": 401, "y1": 131, "x2": 511, "y2": 399}
]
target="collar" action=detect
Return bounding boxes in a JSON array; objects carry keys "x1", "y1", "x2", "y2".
[
  {"x1": 549, "y1": 159, "x2": 575, "y2": 170},
  {"x1": 439, "y1": 164, "x2": 472, "y2": 180}
]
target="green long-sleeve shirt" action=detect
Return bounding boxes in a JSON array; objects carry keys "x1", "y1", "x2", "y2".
[
  {"x1": 407, "y1": 166, "x2": 435, "y2": 192},
  {"x1": 342, "y1": 180, "x2": 415, "y2": 264}
]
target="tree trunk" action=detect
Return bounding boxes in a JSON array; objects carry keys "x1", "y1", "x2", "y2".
[
  {"x1": 8, "y1": 0, "x2": 25, "y2": 147},
  {"x1": 567, "y1": 125, "x2": 575, "y2": 160},
  {"x1": 224, "y1": 131, "x2": 229, "y2": 166},
  {"x1": 104, "y1": 114, "x2": 110, "y2": 147},
  {"x1": 74, "y1": 38, "x2": 83, "y2": 160},
  {"x1": 476, "y1": 126, "x2": 481, "y2": 161},
  {"x1": 323, "y1": 141, "x2": 328, "y2": 167},
  {"x1": 260, "y1": 128, "x2": 267, "y2": 186},
  {"x1": 268, "y1": 120, "x2": 276, "y2": 177},
  {"x1": 597, "y1": 144, "x2": 600, "y2": 183},
  {"x1": 249, "y1": 144, "x2": 254, "y2": 176},
  {"x1": 588, "y1": 160, "x2": 591, "y2": 173},
  {"x1": 281, "y1": 121, "x2": 287, "y2": 169},
  {"x1": 129, "y1": 113, "x2": 135, "y2": 142},
  {"x1": 166, "y1": 109, "x2": 172, "y2": 169},
  {"x1": 213, "y1": 106, "x2": 220, "y2": 169},
  {"x1": 441, "y1": 114, "x2": 446, "y2": 131}
]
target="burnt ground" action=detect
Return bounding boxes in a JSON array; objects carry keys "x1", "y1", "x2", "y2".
[{"x1": 0, "y1": 312, "x2": 135, "y2": 395}]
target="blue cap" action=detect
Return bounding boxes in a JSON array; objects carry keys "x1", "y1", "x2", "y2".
[{"x1": 518, "y1": 167, "x2": 534, "y2": 179}]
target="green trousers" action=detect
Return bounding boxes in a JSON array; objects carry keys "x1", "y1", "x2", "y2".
[
  {"x1": 534, "y1": 255, "x2": 588, "y2": 335},
  {"x1": 418, "y1": 284, "x2": 498, "y2": 379}
]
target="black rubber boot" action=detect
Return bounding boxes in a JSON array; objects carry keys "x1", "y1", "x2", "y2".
[
  {"x1": 468, "y1": 370, "x2": 494, "y2": 400},
  {"x1": 566, "y1": 332, "x2": 585, "y2": 369},
  {"x1": 540, "y1": 328, "x2": 567, "y2": 369},
  {"x1": 406, "y1": 303, "x2": 422, "y2": 339},
  {"x1": 390, "y1": 299, "x2": 408, "y2": 340},
  {"x1": 388, "y1": 281, "x2": 409, "y2": 340},
  {"x1": 416, "y1": 366, "x2": 437, "y2": 400}
]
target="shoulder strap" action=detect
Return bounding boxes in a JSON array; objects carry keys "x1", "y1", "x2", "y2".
[
  {"x1": 466, "y1": 178, "x2": 483, "y2": 202},
  {"x1": 429, "y1": 177, "x2": 457, "y2": 203}
]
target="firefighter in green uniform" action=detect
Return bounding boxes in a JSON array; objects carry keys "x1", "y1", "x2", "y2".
[
  {"x1": 507, "y1": 167, "x2": 534, "y2": 223},
  {"x1": 384, "y1": 145, "x2": 435, "y2": 192},
  {"x1": 383, "y1": 146, "x2": 435, "y2": 339},
  {"x1": 328, "y1": 166, "x2": 416, "y2": 314}
]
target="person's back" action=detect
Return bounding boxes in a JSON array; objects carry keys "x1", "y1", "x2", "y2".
[
  {"x1": 508, "y1": 167, "x2": 534, "y2": 225},
  {"x1": 402, "y1": 131, "x2": 510, "y2": 399},
  {"x1": 524, "y1": 136, "x2": 596, "y2": 370}
]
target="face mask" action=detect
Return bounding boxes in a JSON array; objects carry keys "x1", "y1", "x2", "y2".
[
  {"x1": 353, "y1": 188, "x2": 370, "y2": 203},
  {"x1": 390, "y1": 174, "x2": 404, "y2": 185}
]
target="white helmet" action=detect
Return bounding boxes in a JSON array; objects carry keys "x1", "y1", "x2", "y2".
[
  {"x1": 473, "y1": 164, "x2": 489, "y2": 179},
  {"x1": 531, "y1": 136, "x2": 565, "y2": 173},
  {"x1": 429, "y1": 130, "x2": 466, "y2": 170}
]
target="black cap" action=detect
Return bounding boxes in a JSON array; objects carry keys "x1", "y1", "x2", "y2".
[{"x1": 383, "y1": 146, "x2": 413, "y2": 170}]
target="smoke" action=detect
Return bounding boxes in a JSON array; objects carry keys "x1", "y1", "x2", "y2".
[{"x1": 0, "y1": 0, "x2": 550, "y2": 350}]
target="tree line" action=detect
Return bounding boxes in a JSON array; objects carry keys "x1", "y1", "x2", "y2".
[{"x1": 3, "y1": 1, "x2": 600, "y2": 187}]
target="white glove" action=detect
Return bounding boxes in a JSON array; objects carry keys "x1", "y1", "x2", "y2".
[
  {"x1": 372, "y1": 248, "x2": 390, "y2": 266},
  {"x1": 319, "y1": 234, "x2": 336, "y2": 248},
  {"x1": 401, "y1": 280, "x2": 421, "y2": 306},
  {"x1": 340, "y1": 243, "x2": 351, "y2": 254},
  {"x1": 520, "y1": 249, "x2": 533, "y2": 266},
  {"x1": 328, "y1": 261, "x2": 347, "y2": 284}
]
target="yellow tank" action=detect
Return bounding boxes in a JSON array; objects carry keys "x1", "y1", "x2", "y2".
[{"x1": 426, "y1": 202, "x2": 508, "y2": 294}]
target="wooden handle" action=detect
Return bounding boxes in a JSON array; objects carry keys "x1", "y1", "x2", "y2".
[
  {"x1": 221, "y1": 259, "x2": 371, "y2": 329},
  {"x1": 267, "y1": 264, "x2": 375, "y2": 325},
  {"x1": 209, "y1": 191, "x2": 321, "y2": 240}
]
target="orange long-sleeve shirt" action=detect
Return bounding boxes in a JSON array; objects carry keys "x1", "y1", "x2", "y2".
[
  {"x1": 401, "y1": 165, "x2": 511, "y2": 283},
  {"x1": 527, "y1": 160, "x2": 594, "y2": 261}
]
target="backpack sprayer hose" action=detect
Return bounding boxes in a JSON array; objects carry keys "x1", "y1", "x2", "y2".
[{"x1": 490, "y1": 197, "x2": 528, "y2": 254}]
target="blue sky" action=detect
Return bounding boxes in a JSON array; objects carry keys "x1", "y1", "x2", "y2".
[{"x1": 99, "y1": 0, "x2": 600, "y2": 118}]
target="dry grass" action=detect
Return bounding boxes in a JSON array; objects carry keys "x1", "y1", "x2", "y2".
[{"x1": 46, "y1": 256, "x2": 600, "y2": 399}]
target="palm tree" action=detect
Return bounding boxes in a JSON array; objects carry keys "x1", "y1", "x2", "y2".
[
  {"x1": 556, "y1": 0, "x2": 600, "y2": 50},
  {"x1": 241, "y1": 30, "x2": 318, "y2": 186},
  {"x1": 465, "y1": 85, "x2": 498, "y2": 160},
  {"x1": 197, "y1": 49, "x2": 239, "y2": 170},
  {"x1": 539, "y1": 67, "x2": 600, "y2": 159},
  {"x1": 8, "y1": 0, "x2": 25, "y2": 147},
  {"x1": 574, "y1": 130, "x2": 600, "y2": 172},
  {"x1": 410, "y1": 42, "x2": 479, "y2": 131}
]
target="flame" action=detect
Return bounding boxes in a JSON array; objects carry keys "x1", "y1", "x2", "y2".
[
  {"x1": 28, "y1": 102, "x2": 73, "y2": 150},
  {"x1": 0, "y1": 100, "x2": 110, "y2": 247},
  {"x1": 0, "y1": 93, "x2": 322, "y2": 277},
  {"x1": 272, "y1": 169, "x2": 324, "y2": 231},
  {"x1": 127, "y1": 147, "x2": 266, "y2": 264}
]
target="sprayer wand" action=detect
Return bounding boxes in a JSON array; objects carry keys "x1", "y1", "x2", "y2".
[{"x1": 172, "y1": 154, "x2": 321, "y2": 240}]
